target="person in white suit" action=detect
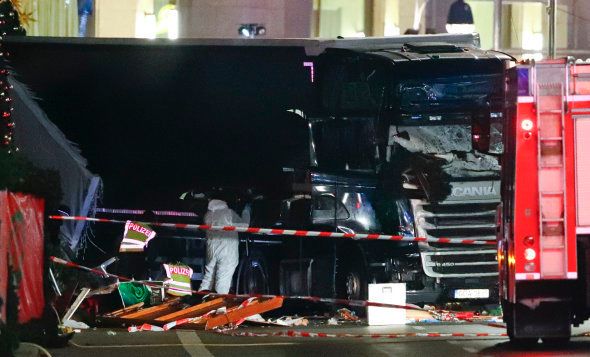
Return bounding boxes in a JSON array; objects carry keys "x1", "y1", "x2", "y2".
[{"x1": 199, "y1": 199, "x2": 250, "y2": 294}]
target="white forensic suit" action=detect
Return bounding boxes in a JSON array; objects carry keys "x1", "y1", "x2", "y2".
[{"x1": 199, "y1": 199, "x2": 250, "y2": 294}]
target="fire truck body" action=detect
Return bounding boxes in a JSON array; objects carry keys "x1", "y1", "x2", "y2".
[{"x1": 500, "y1": 59, "x2": 590, "y2": 343}]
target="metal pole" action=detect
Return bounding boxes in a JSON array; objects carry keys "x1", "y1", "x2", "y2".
[
  {"x1": 315, "y1": 0, "x2": 321, "y2": 37},
  {"x1": 493, "y1": 0, "x2": 502, "y2": 50},
  {"x1": 548, "y1": 0, "x2": 556, "y2": 59}
]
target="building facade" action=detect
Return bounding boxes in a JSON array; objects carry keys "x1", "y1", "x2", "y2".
[{"x1": 13, "y1": 0, "x2": 590, "y2": 60}]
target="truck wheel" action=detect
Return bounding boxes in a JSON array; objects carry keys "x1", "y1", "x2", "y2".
[
  {"x1": 236, "y1": 254, "x2": 269, "y2": 295},
  {"x1": 337, "y1": 258, "x2": 368, "y2": 316}
]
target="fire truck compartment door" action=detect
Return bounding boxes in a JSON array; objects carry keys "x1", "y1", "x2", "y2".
[{"x1": 575, "y1": 116, "x2": 590, "y2": 227}]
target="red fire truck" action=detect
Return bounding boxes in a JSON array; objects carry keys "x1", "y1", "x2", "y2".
[{"x1": 499, "y1": 58, "x2": 590, "y2": 344}]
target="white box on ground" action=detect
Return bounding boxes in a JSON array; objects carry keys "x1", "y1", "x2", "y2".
[{"x1": 368, "y1": 283, "x2": 406, "y2": 325}]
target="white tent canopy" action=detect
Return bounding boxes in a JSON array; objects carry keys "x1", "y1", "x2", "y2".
[{"x1": 11, "y1": 76, "x2": 101, "y2": 252}]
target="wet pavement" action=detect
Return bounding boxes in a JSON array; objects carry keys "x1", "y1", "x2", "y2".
[{"x1": 37, "y1": 320, "x2": 590, "y2": 357}]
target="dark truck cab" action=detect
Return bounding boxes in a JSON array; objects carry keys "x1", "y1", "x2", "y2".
[{"x1": 249, "y1": 41, "x2": 515, "y2": 304}]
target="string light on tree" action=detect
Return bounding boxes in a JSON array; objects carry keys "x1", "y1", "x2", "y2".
[{"x1": 0, "y1": 0, "x2": 25, "y2": 152}]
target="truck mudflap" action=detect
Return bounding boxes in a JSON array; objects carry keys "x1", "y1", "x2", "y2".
[{"x1": 506, "y1": 300, "x2": 571, "y2": 340}]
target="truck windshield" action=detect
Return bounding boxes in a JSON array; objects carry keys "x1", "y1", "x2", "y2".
[
  {"x1": 311, "y1": 117, "x2": 377, "y2": 172},
  {"x1": 397, "y1": 74, "x2": 502, "y2": 123}
]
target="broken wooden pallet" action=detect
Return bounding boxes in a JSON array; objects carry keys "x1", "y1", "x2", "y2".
[
  {"x1": 102, "y1": 302, "x2": 144, "y2": 318},
  {"x1": 205, "y1": 296, "x2": 284, "y2": 330},
  {"x1": 100, "y1": 296, "x2": 283, "y2": 330}
]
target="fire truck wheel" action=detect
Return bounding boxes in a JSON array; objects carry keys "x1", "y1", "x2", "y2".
[{"x1": 235, "y1": 253, "x2": 269, "y2": 295}]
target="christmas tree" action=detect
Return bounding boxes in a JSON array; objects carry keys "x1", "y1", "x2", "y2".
[
  {"x1": 0, "y1": 3, "x2": 25, "y2": 352},
  {"x1": 0, "y1": 0, "x2": 26, "y2": 153}
]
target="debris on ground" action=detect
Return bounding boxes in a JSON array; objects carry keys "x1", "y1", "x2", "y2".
[
  {"x1": 406, "y1": 306, "x2": 437, "y2": 323},
  {"x1": 241, "y1": 314, "x2": 309, "y2": 327},
  {"x1": 62, "y1": 319, "x2": 90, "y2": 329},
  {"x1": 431, "y1": 310, "x2": 475, "y2": 322},
  {"x1": 327, "y1": 317, "x2": 339, "y2": 326},
  {"x1": 337, "y1": 308, "x2": 359, "y2": 321},
  {"x1": 100, "y1": 295, "x2": 284, "y2": 331},
  {"x1": 272, "y1": 316, "x2": 309, "y2": 326},
  {"x1": 128, "y1": 323, "x2": 165, "y2": 332},
  {"x1": 244, "y1": 314, "x2": 266, "y2": 323},
  {"x1": 97, "y1": 289, "x2": 504, "y2": 332}
]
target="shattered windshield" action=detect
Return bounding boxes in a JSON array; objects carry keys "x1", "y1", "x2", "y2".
[{"x1": 397, "y1": 74, "x2": 502, "y2": 117}]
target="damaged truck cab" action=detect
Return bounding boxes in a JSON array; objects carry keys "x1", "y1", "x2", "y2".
[{"x1": 259, "y1": 37, "x2": 517, "y2": 304}]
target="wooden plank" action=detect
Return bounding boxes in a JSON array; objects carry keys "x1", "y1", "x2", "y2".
[
  {"x1": 155, "y1": 298, "x2": 226, "y2": 323},
  {"x1": 120, "y1": 298, "x2": 180, "y2": 319},
  {"x1": 104, "y1": 302, "x2": 144, "y2": 317},
  {"x1": 205, "y1": 297, "x2": 284, "y2": 330}
]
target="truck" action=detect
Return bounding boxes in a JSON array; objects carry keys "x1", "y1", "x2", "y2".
[
  {"x1": 232, "y1": 35, "x2": 515, "y2": 305},
  {"x1": 6, "y1": 34, "x2": 512, "y2": 305},
  {"x1": 499, "y1": 58, "x2": 590, "y2": 344}
]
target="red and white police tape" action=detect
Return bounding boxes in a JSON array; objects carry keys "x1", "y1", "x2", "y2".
[
  {"x1": 128, "y1": 323, "x2": 165, "y2": 332},
  {"x1": 48, "y1": 215, "x2": 496, "y2": 245},
  {"x1": 218, "y1": 329, "x2": 590, "y2": 339},
  {"x1": 163, "y1": 312, "x2": 213, "y2": 331},
  {"x1": 216, "y1": 329, "x2": 509, "y2": 339},
  {"x1": 49, "y1": 256, "x2": 424, "y2": 311}
]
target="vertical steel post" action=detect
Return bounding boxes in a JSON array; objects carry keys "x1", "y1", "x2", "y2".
[
  {"x1": 314, "y1": 0, "x2": 322, "y2": 37},
  {"x1": 548, "y1": 0, "x2": 556, "y2": 59},
  {"x1": 365, "y1": 0, "x2": 374, "y2": 37},
  {"x1": 493, "y1": 0, "x2": 502, "y2": 50}
]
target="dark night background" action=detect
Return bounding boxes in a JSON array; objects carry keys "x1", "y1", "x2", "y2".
[{"x1": 5, "y1": 38, "x2": 316, "y2": 209}]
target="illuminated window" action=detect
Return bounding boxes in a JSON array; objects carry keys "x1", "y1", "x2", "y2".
[
  {"x1": 135, "y1": 0, "x2": 178, "y2": 39},
  {"x1": 382, "y1": 0, "x2": 400, "y2": 36},
  {"x1": 503, "y1": 1, "x2": 567, "y2": 55},
  {"x1": 313, "y1": 0, "x2": 365, "y2": 38},
  {"x1": 156, "y1": 0, "x2": 178, "y2": 39},
  {"x1": 465, "y1": 1, "x2": 493, "y2": 48},
  {"x1": 466, "y1": 0, "x2": 568, "y2": 54}
]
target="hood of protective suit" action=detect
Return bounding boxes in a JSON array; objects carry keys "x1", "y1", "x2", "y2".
[{"x1": 208, "y1": 199, "x2": 228, "y2": 211}]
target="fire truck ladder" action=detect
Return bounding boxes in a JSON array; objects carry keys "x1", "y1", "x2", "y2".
[{"x1": 536, "y1": 81, "x2": 568, "y2": 279}]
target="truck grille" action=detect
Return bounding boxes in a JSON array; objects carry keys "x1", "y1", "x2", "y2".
[
  {"x1": 422, "y1": 250, "x2": 498, "y2": 277},
  {"x1": 411, "y1": 199, "x2": 499, "y2": 278}
]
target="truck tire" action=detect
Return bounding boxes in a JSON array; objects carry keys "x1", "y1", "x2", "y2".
[
  {"x1": 336, "y1": 256, "x2": 368, "y2": 316},
  {"x1": 235, "y1": 253, "x2": 269, "y2": 295}
]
